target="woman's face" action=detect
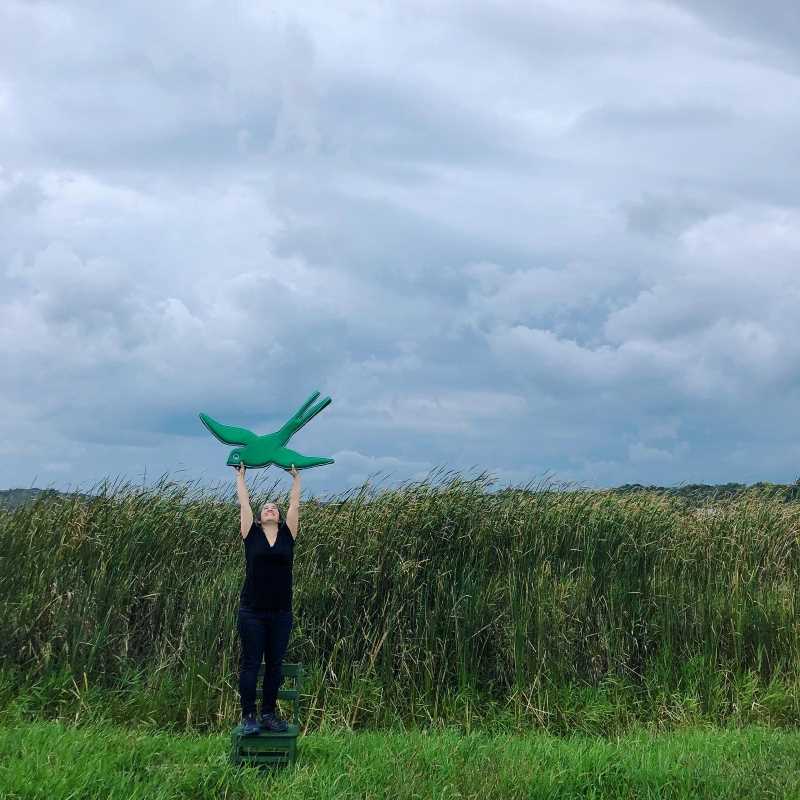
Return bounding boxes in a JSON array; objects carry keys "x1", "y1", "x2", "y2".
[{"x1": 260, "y1": 503, "x2": 279, "y2": 524}]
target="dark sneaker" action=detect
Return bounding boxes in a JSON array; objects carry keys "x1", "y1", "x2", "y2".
[
  {"x1": 241, "y1": 713, "x2": 261, "y2": 736},
  {"x1": 259, "y1": 711, "x2": 288, "y2": 732}
]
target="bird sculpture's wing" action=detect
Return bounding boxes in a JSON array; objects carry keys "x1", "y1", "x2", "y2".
[
  {"x1": 290, "y1": 391, "x2": 321, "y2": 421},
  {"x1": 293, "y1": 394, "x2": 332, "y2": 431},
  {"x1": 198, "y1": 413, "x2": 258, "y2": 446},
  {"x1": 271, "y1": 447, "x2": 335, "y2": 470}
]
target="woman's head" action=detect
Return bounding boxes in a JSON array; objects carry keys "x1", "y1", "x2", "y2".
[{"x1": 256, "y1": 502, "x2": 283, "y2": 527}]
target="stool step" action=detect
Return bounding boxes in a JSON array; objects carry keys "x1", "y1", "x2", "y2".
[
  {"x1": 232, "y1": 661, "x2": 304, "y2": 769},
  {"x1": 231, "y1": 724, "x2": 299, "y2": 769},
  {"x1": 232, "y1": 723, "x2": 300, "y2": 741}
]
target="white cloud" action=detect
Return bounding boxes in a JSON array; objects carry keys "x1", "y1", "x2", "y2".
[{"x1": 2, "y1": 0, "x2": 800, "y2": 493}]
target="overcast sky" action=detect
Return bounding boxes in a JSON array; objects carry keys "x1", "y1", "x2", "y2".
[{"x1": 2, "y1": 0, "x2": 800, "y2": 498}]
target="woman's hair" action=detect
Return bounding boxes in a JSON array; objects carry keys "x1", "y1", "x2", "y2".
[{"x1": 254, "y1": 503, "x2": 284, "y2": 527}]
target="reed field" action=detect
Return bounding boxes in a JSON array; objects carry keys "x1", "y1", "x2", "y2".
[{"x1": 2, "y1": 467, "x2": 800, "y2": 737}]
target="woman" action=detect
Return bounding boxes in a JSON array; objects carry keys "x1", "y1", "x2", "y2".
[{"x1": 235, "y1": 460, "x2": 300, "y2": 736}]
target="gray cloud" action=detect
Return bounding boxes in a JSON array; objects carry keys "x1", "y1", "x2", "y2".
[
  {"x1": 666, "y1": 0, "x2": 800, "y2": 67},
  {"x1": 623, "y1": 192, "x2": 717, "y2": 237},
  {"x1": 2, "y1": 0, "x2": 800, "y2": 495}
]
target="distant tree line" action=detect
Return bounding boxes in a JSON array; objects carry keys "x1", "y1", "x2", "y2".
[
  {"x1": 609, "y1": 481, "x2": 800, "y2": 505},
  {"x1": 0, "y1": 488, "x2": 94, "y2": 511}
]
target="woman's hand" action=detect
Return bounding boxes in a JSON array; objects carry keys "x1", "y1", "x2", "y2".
[
  {"x1": 289, "y1": 464, "x2": 299, "y2": 479},
  {"x1": 235, "y1": 463, "x2": 246, "y2": 477}
]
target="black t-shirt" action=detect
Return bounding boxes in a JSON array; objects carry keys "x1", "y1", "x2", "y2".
[{"x1": 240, "y1": 520, "x2": 294, "y2": 611}]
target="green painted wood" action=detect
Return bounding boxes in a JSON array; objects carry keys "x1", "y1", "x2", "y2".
[
  {"x1": 232, "y1": 723, "x2": 300, "y2": 744},
  {"x1": 231, "y1": 727, "x2": 299, "y2": 769},
  {"x1": 233, "y1": 722, "x2": 300, "y2": 748},
  {"x1": 199, "y1": 390, "x2": 334, "y2": 469},
  {"x1": 262, "y1": 662, "x2": 304, "y2": 726},
  {"x1": 231, "y1": 661, "x2": 304, "y2": 769}
]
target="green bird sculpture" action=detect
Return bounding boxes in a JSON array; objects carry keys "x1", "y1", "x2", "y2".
[{"x1": 199, "y1": 391, "x2": 335, "y2": 469}]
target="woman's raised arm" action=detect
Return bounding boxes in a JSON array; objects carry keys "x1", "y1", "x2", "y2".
[
  {"x1": 235, "y1": 464, "x2": 254, "y2": 537},
  {"x1": 286, "y1": 464, "x2": 300, "y2": 538}
]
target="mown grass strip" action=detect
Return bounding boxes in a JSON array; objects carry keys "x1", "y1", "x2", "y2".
[{"x1": 1, "y1": 721, "x2": 799, "y2": 799}]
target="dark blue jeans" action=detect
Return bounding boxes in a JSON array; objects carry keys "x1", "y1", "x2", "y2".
[{"x1": 237, "y1": 604, "x2": 293, "y2": 717}]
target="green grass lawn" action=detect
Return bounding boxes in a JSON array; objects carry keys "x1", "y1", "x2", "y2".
[{"x1": 2, "y1": 720, "x2": 800, "y2": 799}]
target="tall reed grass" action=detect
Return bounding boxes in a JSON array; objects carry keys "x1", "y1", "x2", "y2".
[{"x1": 2, "y1": 469, "x2": 799, "y2": 733}]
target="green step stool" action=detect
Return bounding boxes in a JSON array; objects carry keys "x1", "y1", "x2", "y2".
[{"x1": 231, "y1": 662, "x2": 304, "y2": 770}]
